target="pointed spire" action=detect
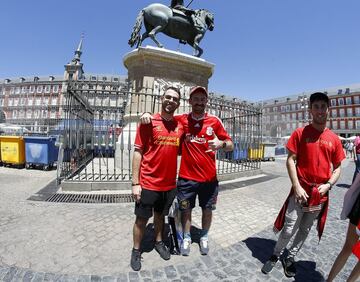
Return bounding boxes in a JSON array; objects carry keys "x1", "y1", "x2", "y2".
[{"x1": 73, "y1": 33, "x2": 84, "y2": 64}]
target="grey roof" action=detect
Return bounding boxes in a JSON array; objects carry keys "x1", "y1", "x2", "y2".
[{"x1": 0, "y1": 74, "x2": 128, "y2": 85}]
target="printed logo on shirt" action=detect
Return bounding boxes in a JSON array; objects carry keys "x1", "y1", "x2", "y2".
[
  {"x1": 155, "y1": 135, "x2": 180, "y2": 146},
  {"x1": 206, "y1": 126, "x2": 214, "y2": 136},
  {"x1": 186, "y1": 133, "x2": 207, "y2": 144},
  {"x1": 194, "y1": 123, "x2": 200, "y2": 128},
  {"x1": 155, "y1": 125, "x2": 162, "y2": 132}
]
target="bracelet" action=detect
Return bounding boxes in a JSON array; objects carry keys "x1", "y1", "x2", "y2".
[
  {"x1": 326, "y1": 181, "x2": 333, "y2": 189},
  {"x1": 132, "y1": 183, "x2": 140, "y2": 186}
]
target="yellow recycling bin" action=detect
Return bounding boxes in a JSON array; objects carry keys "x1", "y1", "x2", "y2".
[
  {"x1": 0, "y1": 136, "x2": 26, "y2": 168},
  {"x1": 248, "y1": 144, "x2": 264, "y2": 160}
]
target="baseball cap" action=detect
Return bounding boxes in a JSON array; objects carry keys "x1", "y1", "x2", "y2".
[{"x1": 189, "y1": 86, "x2": 208, "y2": 98}]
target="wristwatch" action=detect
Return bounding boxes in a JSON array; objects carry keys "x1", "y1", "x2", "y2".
[
  {"x1": 132, "y1": 183, "x2": 140, "y2": 186},
  {"x1": 222, "y1": 141, "x2": 227, "y2": 149},
  {"x1": 326, "y1": 181, "x2": 333, "y2": 190}
]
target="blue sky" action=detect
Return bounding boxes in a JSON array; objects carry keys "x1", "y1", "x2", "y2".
[{"x1": 1, "y1": 0, "x2": 360, "y2": 101}]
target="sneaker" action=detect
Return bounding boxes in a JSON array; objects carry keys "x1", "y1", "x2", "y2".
[
  {"x1": 154, "y1": 241, "x2": 170, "y2": 260},
  {"x1": 181, "y1": 238, "x2": 191, "y2": 256},
  {"x1": 261, "y1": 255, "x2": 278, "y2": 274},
  {"x1": 281, "y1": 256, "x2": 296, "y2": 278},
  {"x1": 199, "y1": 237, "x2": 209, "y2": 255},
  {"x1": 130, "y1": 248, "x2": 142, "y2": 271}
]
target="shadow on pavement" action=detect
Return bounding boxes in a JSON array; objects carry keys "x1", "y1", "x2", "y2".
[
  {"x1": 336, "y1": 183, "x2": 351, "y2": 189},
  {"x1": 140, "y1": 223, "x2": 173, "y2": 253},
  {"x1": 243, "y1": 237, "x2": 276, "y2": 263},
  {"x1": 243, "y1": 237, "x2": 325, "y2": 281},
  {"x1": 294, "y1": 261, "x2": 325, "y2": 282}
]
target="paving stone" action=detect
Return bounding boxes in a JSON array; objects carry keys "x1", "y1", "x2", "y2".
[
  {"x1": 32, "y1": 272, "x2": 45, "y2": 282},
  {"x1": 2, "y1": 266, "x2": 17, "y2": 282},
  {"x1": 164, "y1": 265, "x2": 177, "y2": 279},
  {"x1": 76, "y1": 275, "x2": 91, "y2": 282}
]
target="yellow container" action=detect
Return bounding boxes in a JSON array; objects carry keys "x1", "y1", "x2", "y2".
[
  {"x1": 248, "y1": 144, "x2": 264, "y2": 160},
  {"x1": 0, "y1": 136, "x2": 25, "y2": 166}
]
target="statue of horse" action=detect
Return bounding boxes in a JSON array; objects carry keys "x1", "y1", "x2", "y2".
[{"x1": 128, "y1": 3, "x2": 214, "y2": 57}]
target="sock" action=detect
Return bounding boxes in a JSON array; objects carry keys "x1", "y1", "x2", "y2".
[
  {"x1": 200, "y1": 229, "x2": 209, "y2": 239},
  {"x1": 183, "y1": 231, "x2": 191, "y2": 240}
]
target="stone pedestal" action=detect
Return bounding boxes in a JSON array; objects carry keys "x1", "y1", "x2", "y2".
[{"x1": 115, "y1": 46, "x2": 215, "y2": 170}]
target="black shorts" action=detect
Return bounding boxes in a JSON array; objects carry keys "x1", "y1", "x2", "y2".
[
  {"x1": 135, "y1": 187, "x2": 177, "y2": 219},
  {"x1": 348, "y1": 193, "x2": 360, "y2": 226},
  {"x1": 177, "y1": 177, "x2": 218, "y2": 211}
]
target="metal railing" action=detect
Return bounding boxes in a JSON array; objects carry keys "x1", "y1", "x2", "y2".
[{"x1": 57, "y1": 83, "x2": 262, "y2": 186}]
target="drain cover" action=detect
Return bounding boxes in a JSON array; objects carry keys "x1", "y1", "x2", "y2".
[{"x1": 46, "y1": 193, "x2": 135, "y2": 204}]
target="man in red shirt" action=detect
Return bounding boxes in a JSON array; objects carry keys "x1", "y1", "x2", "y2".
[
  {"x1": 130, "y1": 86, "x2": 184, "y2": 271},
  {"x1": 140, "y1": 86, "x2": 234, "y2": 256},
  {"x1": 261, "y1": 92, "x2": 345, "y2": 278},
  {"x1": 176, "y1": 86, "x2": 234, "y2": 256}
]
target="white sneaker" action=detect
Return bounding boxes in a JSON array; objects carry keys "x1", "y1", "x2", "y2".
[
  {"x1": 181, "y1": 238, "x2": 191, "y2": 256},
  {"x1": 199, "y1": 237, "x2": 209, "y2": 255}
]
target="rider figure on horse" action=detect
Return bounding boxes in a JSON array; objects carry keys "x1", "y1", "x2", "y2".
[{"x1": 170, "y1": 0, "x2": 195, "y2": 18}]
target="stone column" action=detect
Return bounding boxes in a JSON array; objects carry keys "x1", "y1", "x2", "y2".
[{"x1": 115, "y1": 46, "x2": 215, "y2": 171}]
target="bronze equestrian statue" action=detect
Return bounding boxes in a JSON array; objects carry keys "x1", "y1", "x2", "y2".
[{"x1": 128, "y1": 2, "x2": 214, "y2": 57}]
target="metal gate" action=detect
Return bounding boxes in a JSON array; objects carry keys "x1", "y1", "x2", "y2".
[{"x1": 58, "y1": 82, "x2": 262, "y2": 190}]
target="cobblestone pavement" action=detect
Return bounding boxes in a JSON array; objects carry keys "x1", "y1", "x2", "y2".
[{"x1": 0, "y1": 158, "x2": 357, "y2": 281}]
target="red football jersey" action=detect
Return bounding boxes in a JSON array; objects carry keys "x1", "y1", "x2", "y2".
[
  {"x1": 286, "y1": 124, "x2": 345, "y2": 186},
  {"x1": 134, "y1": 113, "x2": 184, "y2": 191},
  {"x1": 176, "y1": 113, "x2": 232, "y2": 182}
]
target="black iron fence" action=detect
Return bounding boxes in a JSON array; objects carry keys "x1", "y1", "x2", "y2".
[{"x1": 57, "y1": 82, "x2": 262, "y2": 188}]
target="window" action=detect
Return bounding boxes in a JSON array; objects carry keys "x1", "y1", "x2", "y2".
[
  {"x1": 8, "y1": 99, "x2": 13, "y2": 106},
  {"x1": 347, "y1": 108, "x2": 353, "y2": 117},
  {"x1": 298, "y1": 112, "x2": 303, "y2": 120},
  {"x1": 338, "y1": 98, "x2": 344, "y2": 106},
  {"x1": 356, "y1": 107, "x2": 360, "y2": 117},
  {"x1": 14, "y1": 99, "x2": 19, "y2": 106},
  {"x1": 26, "y1": 110, "x2": 32, "y2": 118},
  {"x1": 291, "y1": 113, "x2": 296, "y2": 120},
  {"x1": 45, "y1": 85, "x2": 51, "y2": 93},
  {"x1": 51, "y1": 97, "x2": 57, "y2": 105},
  {"x1": 0, "y1": 99, "x2": 3, "y2": 106},
  {"x1": 10, "y1": 87, "x2": 15, "y2": 94},
  {"x1": 34, "y1": 110, "x2": 40, "y2": 119},
  {"x1": 113, "y1": 77, "x2": 119, "y2": 81},
  {"x1": 331, "y1": 109, "x2": 337, "y2": 118},
  {"x1": 356, "y1": 120, "x2": 360, "y2": 130},
  {"x1": 36, "y1": 85, "x2": 43, "y2": 93},
  {"x1": 42, "y1": 110, "x2": 48, "y2": 118},
  {"x1": 29, "y1": 85, "x2": 35, "y2": 93},
  {"x1": 340, "y1": 120, "x2": 345, "y2": 129},
  {"x1": 20, "y1": 98, "x2": 26, "y2": 106},
  {"x1": 286, "y1": 114, "x2": 290, "y2": 121},
  {"x1": 52, "y1": 85, "x2": 59, "y2": 93},
  {"x1": 332, "y1": 121, "x2": 338, "y2": 129},
  {"x1": 346, "y1": 97, "x2": 352, "y2": 105},
  {"x1": 15, "y1": 87, "x2": 20, "y2": 94},
  {"x1": 354, "y1": 96, "x2": 360, "y2": 104},
  {"x1": 28, "y1": 98, "x2": 33, "y2": 106},
  {"x1": 273, "y1": 107, "x2": 278, "y2": 112},
  {"x1": 291, "y1": 104, "x2": 296, "y2": 111},
  {"x1": 348, "y1": 120, "x2": 354, "y2": 129},
  {"x1": 91, "y1": 76, "x2": 97, "y2": 81},
  {"x1": 21, "y1": 86, "x2": 28, "y2": 94},
  {"x1": 286, "y1": 105, "x2": 291, "y2": 112},
  {"x1": 331, "y1": 99, "x2": 337, "y2": 107},
  {"x1": 12, "y1": 110, "x2": 18, "y2": 119},
  {"x1": 339, "y1": 109, "x2": 345, "y2": 117},
  {"x1": 50, "y1": 111, "x2": 56, "y2": 118},
  {"x1": 281, "y1": 106, "x2": 286, "y2": 112},
  {"x1": 35, "y1": 98, "x2": 41, "y2": 106}
]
